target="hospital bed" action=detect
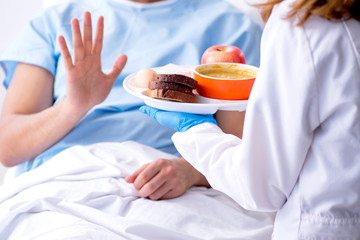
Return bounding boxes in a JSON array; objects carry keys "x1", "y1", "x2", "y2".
[
  {"x1": 0, "y1": 141, "x2": 275, "y2": 239},
  {"x1": 0, "y1": 1, "x2": 274, "y2": 239}
]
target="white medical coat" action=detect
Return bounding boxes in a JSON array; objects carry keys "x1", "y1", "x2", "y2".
[{"x1": 172, "y1": 1, "x2": 360, "y2": 239}]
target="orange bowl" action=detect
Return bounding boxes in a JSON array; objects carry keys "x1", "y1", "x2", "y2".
[{"x1": 193, "y1": 63, "x2": 258, "y2": 100}]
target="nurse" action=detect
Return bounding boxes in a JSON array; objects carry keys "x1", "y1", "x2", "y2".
[{"x1": 141, "y1": 0, "x2": 360, "y2": 238}]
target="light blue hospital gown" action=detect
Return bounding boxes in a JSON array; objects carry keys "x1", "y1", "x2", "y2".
[{"x1": 0, "y1": 0, "x2": 262, "y2": 176}]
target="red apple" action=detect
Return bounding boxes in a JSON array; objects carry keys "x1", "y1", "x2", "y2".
[{"x1": 201, "y1": 45, "x2": 246, "y2": 64}]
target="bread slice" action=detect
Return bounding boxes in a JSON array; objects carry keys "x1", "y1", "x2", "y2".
[
  {"x1": 147, "y1": 73, "x2": 197, "y2": 103},
  {"x1": 147, "y1": 89, "x2": 196, "y2": 103},
  {"x1": 148, "y1": 81, "x2": 193, "y2": 94},
  {"x1": 155, "y1": 74, "x2": 197, "y2": 89}
]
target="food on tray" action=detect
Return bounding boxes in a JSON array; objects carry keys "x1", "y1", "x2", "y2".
[
  {"x1": 147, "y1": 74, "x2": 197, "y2": 103},
  {"x1": 200, "y1": 68, "x2": 256, "y2": 79},
  {"x1": 201, "y1": 45, "x2": 246, "y2": 64},
  {"x1": 193, "y1": 63, "x2": 258, "y2": 100},
  {"x1": 134, "y1": 68, "x2": 157, "y2": 88}
]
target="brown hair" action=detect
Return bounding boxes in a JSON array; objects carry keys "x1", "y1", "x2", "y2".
[{"x1": 256, "y1": 0, "x2": 360, "y2": 26}]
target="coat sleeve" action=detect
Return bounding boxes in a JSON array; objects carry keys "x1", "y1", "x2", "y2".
[{"x1": 172, "y1": 5, "x2": 320, "y2": 211}]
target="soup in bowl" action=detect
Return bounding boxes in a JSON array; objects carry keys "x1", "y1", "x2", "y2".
[{"x1": 193, "y1": 63, "x2": 258, "y2": 100}]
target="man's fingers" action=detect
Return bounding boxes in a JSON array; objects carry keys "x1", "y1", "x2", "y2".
[
  {"x1": 107, "y1": 54, "x2": 127, "y2": 82},
  {"x1": 58, "y1": 35, "x2": 73, "y2": 70},
  {"x1": 71, "y1": 18, "x2": 85, "y2": 63},
  {"x1": 124, "y1": 175, "x2": 135, "y2": 183},
  {"x1": 148, "y1": 182, "x2": 173, "y2": 200},
  {"x1": 133, "y1": 164, "x2": 160, "y2": 191},
  {"x1": 138, "y1": 172, "x2": 169, "y2": 200},
  {"x1": 83, "y1": 11, "x2": 93, "y2": 56},
  {"x1": 125, "y1": 163, "x2": 148, "y2": 183},
  {"x1": 93, "y1": 16, "x2": 104, "y2": 55}
]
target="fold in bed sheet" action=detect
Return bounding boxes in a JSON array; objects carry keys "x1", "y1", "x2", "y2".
[{"x1": 0, "y1": 141, "x2": 274, "y2": 240}]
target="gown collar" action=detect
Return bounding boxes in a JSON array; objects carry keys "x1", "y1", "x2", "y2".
[{"x1": 111, "y1": 0, "x2": 177, "y2": 8}]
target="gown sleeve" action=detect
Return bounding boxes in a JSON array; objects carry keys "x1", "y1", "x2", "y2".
[
  {"x1": 172, "y1": 5, "x2": 320, "y2": 211},
  {"x1": 0, "y1": 10, "x2": 58, "y2": 89}
]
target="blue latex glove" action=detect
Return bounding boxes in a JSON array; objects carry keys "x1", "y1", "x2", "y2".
[{"x1": 140, "y1": 106, "x2": 217, "y2": 132}]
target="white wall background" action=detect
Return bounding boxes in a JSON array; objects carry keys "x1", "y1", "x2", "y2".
[{"x1": 0, "y1": 0, "x2": 44, "y2": 183}]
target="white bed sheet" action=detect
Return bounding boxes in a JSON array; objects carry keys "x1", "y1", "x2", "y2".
[{"x1": 0, "y1": 141, "x2": 274, "y2": 239}]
